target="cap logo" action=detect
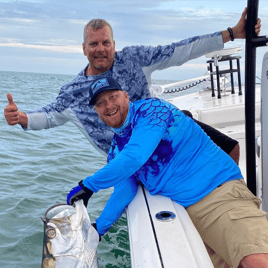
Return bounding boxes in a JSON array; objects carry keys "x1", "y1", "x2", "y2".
[{"x1": 91, "y1": 78, "x2": 109, "y2": 94}]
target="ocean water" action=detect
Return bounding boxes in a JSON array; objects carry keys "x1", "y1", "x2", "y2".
[{"x1": 0, "y1": 71, "x2": 203, "y2": 268}]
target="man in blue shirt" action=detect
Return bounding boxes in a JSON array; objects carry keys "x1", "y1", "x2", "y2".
[{"x1": 67, "y1": 77, "x2": 268, "y2": 268}]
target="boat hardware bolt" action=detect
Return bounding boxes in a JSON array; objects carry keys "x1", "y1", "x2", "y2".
[{"x1": 155, "y1": 211, "x2": 176, "y2": 222}]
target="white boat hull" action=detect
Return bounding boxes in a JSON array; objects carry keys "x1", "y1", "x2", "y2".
[{"x1": 261, "y1": 51, "x2": 268, "y2": 213}]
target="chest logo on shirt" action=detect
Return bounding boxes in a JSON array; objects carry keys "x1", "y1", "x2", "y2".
[{"x1": 91, "y1": 78, "x2": 109, "y2": 94}]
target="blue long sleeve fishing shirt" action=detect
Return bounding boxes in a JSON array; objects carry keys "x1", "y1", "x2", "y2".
[{"x1": 82, "y1": 99, "x2": 243, "y2": 235}]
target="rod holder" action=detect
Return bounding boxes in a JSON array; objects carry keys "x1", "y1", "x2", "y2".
[{"x1": 252, "y1": 36, "x2": 268, "y2": 47}]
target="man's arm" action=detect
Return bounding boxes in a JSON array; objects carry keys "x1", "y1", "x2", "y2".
[
  {"x1": 95, "y1": 176, "x2": 139, "y2": 236},
  {"x1": 222, "y1": 8, "x2": 261, "y2": 43},
  {"x1": 4, "y1": 92, "x2": 70, "y2": 131},
  {"x1": 138, "y1": 8, "x2": 261, "y2": 75}
]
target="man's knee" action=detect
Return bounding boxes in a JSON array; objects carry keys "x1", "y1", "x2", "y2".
[{"x1": 240, "y1": 253, "x2": 268, "y2": 267}]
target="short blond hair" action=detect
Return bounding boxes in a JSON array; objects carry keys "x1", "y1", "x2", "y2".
[{"x1": 84, "y1": 19, "x2": 113, "y2": 42}]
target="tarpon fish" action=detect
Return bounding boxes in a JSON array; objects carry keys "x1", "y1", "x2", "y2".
[{"x1": 42, "y1": 200, "x2": 99, "y2": 268}]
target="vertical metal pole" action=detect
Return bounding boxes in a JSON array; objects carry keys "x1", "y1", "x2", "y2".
[
  {"x1": 229, "y1": 60, "x2": 235, "y2": 94},
  {"x1": 237, "y1": 58, "x2": 242, "y2": 95},
  {"x1": 245, "y1": 0, "x2": 259, "y2": 195},
  {"x1": 209, "y1": 62, "x2": 215, "y2": 97},
  {"x1": 216, "y1": 65, "x2": 221, "y2": 99}
]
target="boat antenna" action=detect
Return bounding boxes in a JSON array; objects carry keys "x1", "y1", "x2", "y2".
[{"x1": 245, "y1": 0, "x2": 268, "y2": 195}]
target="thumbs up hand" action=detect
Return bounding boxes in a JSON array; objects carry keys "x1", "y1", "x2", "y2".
[
  {"x1": 4, "y1": 93, "x2": 28, "y2": 128},
  {"x1": 4, "y1": 93, "x2": 19, "y2": 125}
]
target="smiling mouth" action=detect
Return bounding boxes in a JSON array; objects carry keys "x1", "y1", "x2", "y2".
[
  {"x1": 95, "y1": 55, "x2": 107, "y2": 59},
  {"x1": 107, "y1": 109, "x2": 118, "y2": 116}
]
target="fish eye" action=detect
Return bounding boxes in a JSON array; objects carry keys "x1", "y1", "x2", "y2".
[{"x1": 46, "y1": 227, "x2": 56, "y2": 239}]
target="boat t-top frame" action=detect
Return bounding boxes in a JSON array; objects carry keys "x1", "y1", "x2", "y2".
[{"x1": 245, "y1": 0, "x2": 268, "y2": 195}]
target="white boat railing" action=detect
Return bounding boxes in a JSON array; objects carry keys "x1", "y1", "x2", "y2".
[
  {"x1": 162, "y1": 75, "x2": 210, "y2": 89},
  {"x1": 150, "y1": 47, "x2": 243, "y2": 98},
  {"x1": 150, "y1": 75, "x2": 210, "y2": 96}
]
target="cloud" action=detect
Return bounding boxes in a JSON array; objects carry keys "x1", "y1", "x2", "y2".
[
  {"x1": 182, "y1": 63, "x2": 208, "y2": 70},
  {"x1": 7, "y1": 17, "x2": 36, "y2": 23},
  {"x1": 69, "y1": 19, "x2": 88, "y2": 26},
  {"x1": 0, "y1": 41, "x2": 82, "y2": 53}
]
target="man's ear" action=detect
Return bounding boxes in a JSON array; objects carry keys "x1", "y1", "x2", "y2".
[
  {"x1": 123, "y1": 91, "x2": 129, "y2": 100},
  {"x1": 82, "y1": 43, "x2": 86, "y2": 56}
]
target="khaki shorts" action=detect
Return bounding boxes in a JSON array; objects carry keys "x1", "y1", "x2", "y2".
[{"x1": 187, "y1": 179, "x2": 268, "y2": 268}]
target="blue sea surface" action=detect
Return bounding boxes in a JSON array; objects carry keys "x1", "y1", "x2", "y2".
[{"x1": 0, "y1": 70, "x2": 203, "y2": 267}]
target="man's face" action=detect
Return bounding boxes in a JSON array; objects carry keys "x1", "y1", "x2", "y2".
[
  {"x1": 94, "y1": 90, "x2": 129, "y2": 128},
  {"x1": 83, "y1": 26, "x2": 115, "y2": 75}
]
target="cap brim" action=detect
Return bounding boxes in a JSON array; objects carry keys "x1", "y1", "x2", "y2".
[{"x1": 89, "y1": 88, "x2": 122, "y2": 106}]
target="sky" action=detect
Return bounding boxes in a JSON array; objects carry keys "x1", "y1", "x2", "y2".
[{"x1": 0, "y1": 0, "x2": 268, "y2": 81}]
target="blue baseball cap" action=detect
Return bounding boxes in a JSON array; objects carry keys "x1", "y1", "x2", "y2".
[{"x1": 89, "y1": 77, "x2": 123, "y2": 105}]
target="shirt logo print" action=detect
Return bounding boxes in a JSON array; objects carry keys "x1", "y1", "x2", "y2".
[{"x1": 91, "y1": 78, "x2": 109, "y2": 94}]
